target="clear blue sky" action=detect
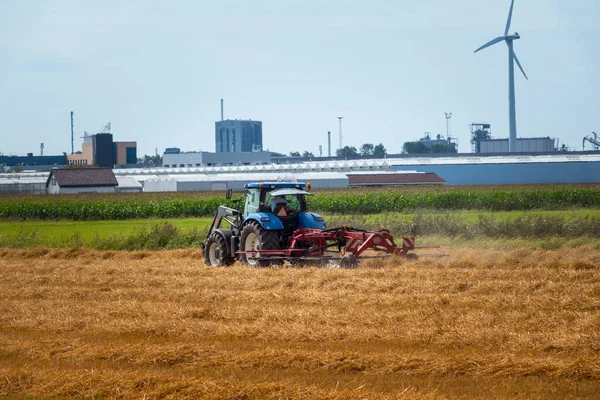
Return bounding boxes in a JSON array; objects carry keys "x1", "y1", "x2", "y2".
[{"x1": 1, "y1": 0, "x2": 598, "y2": 156}]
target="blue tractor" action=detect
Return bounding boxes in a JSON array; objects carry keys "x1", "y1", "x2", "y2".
[
  {"x1": 202, "y1": 181, "x2": 417, "y2": 267},
  {"x1": 202, "y1": 182, "x2": 326, "y2": 267}
]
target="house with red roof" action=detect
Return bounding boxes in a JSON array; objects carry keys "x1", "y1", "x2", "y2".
[{"x1": 46, "y1": 168, "x2": 119, "y2": 194}]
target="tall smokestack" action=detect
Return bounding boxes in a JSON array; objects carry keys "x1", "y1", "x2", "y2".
[
  {"x1": 337, "y1": 116, "x2": 343, "y2": 151},
  {"x1": 70, "y1": 111, "x2": 74, "y2": 154},
  {"x1": 220, "y1": 99, "x2": 224, "y2": 121},
  {"x1": 327, "y1": 131, "x2": 331, "y2": 157}
]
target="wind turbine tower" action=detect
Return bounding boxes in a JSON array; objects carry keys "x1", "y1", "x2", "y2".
[{"x1": 474, "y1": 0, "x2": 528, "y2": 152}]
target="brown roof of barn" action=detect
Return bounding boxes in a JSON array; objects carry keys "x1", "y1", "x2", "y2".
[
  {"x1": 347, "y1": 173, "x2": 445, "y2": 186},
  {"x1": 46, "y1": 168, "x2": 118, "y2": 188}
]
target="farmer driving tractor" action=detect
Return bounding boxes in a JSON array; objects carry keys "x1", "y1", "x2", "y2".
[{"x1": 268, "y1": 195, "x2": 292, "y2": 217}]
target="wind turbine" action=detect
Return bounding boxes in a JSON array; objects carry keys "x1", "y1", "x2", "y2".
[{"x1": 474, "y1": 0, "x2": 528, "y2": 152}]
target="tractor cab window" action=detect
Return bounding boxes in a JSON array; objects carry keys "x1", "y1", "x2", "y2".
[
  {"x1": 244, "y1": 189, "x2": 260, "y2": 217},
  {"x1": 264, "y1": 193, "x2": 304, "y2": 213},
  {"x1": 284, "y1": 195, "x2": 301, "y2": 212}
]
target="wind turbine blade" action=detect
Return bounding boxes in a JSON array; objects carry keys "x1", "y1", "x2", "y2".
[
  {"x1": 512, "y1": 50, "x2": 528, "y2": 79},
  {"x1": 474, "y1": 36, "x2": 505, "y2": 53},
  {"x1": 504, "y1": 0, "x2": 515, "y2": 36}
]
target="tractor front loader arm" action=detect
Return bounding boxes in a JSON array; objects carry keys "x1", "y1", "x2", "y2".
[{"x1": 206, "y1": 206, "x2": 241, "y2": 237}]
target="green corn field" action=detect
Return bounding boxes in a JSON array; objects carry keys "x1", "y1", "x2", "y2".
[{"x1": 0, "y1": 186, "x2": 599, "y2": 221}]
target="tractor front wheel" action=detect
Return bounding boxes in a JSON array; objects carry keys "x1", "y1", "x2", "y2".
[
  {"x1": 204, "y1": 232, "x2": 234, "y2": 267},
  {"x1": 239, "y1": 221, "x2": 281, "y2": 267}
]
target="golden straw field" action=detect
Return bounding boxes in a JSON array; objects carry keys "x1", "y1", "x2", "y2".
[{"x1": 1, "y1": 247, "x2": 599, "y2": 399}]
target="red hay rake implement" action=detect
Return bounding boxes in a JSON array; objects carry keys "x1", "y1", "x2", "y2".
[
  {"x1": 236, "y1": 226, "x2": 416, "y2": 268},
  {"x1": 202, "y1": 182, "x2": 428, "y2": 268}
]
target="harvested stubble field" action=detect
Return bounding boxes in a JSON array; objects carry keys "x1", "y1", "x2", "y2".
[
  {"x1": 0, "y1": 248, "x2": 600, "y2": 399},
  {"x1": 1, "y1": 248, "x2": 599, "y2": 399}
]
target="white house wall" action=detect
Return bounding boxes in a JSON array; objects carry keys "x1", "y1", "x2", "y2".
[
  {"x1": 47, "y1": 182, "x2": 59, "y2": 194},
  {"x1": 60, "y1": 186, "x2": 116, "y2": 194}
]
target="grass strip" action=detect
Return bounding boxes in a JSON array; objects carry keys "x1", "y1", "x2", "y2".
[{"x1": 1, "y1": 212, "x2": 599, "y2": 250}]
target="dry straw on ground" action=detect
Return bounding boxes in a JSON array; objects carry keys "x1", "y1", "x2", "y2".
[{"x1": 1, "y1": 247, "x2": 599, "y2": 399}]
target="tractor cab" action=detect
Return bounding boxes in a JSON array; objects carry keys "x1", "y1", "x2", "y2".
[
  {"x1": 242, "y1": 182, "x2": 325, "y2": 239},
  {"x1": 244, "y1": 186, "x2": 307, "y2": 216}
]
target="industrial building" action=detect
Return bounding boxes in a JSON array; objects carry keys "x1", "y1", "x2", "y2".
[
  {"x1": 67, "y1": 133, "x2": 137, "y2": 167},
  {"x1": 164, "y1": 104, "x2": 267, "y2": 167},
  {"x1": 347, "y1": 172, "x2": 445, "y2": 187},
  {"x1": 469, "y1": 123, "x2": 557, "y2": 154},
  {"x1": 162, "y1": 149, "x2": 271, "y2": 168},
  {"x1": 215, "y1": 120, "x2": 262, "y2": 153},
  {"x1": 0, "y1": 154, "x2": 67, "y2": 171},
  {"x1": 389, "y1": 153, "x2": 600, "y2": 185},
  {"x1": 2, "y1": 152, "x2": 599, "y2": 194},
  {"x1": 92, "y1": 134, "x2": 114, "y2": 167},
  {"x1": 411, "y1": 133, "x2": 458, "y2": 152},
  {"x1": 478, "y1": 138, "x2": 556, "y2": 153},
  {"x1": 143, "y1": 172, "x2": 349, "y2": 192},
  {"x1": 119, "y1": 153, "x2": 600, "y2": 188},
  {"x1": 114, "y1": 141, "x2": 137, "y2": 165}
]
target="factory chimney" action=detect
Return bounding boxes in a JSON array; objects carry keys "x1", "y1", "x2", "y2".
[
  {"x1": 327, "y1": 131, "x2": 331, "y2": 157},
  {"x1": 220, "y1": 99, "x2": 224, "y2": 121},
  {"x1": 70, "y1": 111, "x2": 74, "y2": 154},
  {"x1": 40, "y1": 143, "x2": 44, "y2": 156}
]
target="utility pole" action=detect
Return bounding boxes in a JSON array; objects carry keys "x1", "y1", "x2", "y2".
[
  {"x1": 337, "y1": 116, "x2": 343, "y2": 152},
  {"x1": 444, "y1": 112, "x2": 452, "y2": 137}
]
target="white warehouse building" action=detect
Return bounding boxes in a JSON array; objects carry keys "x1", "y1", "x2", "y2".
[
  {"x1": 162, "y1": 150, "x2": 271, "y2": 168},
  {"x1": 143, "y1": 172, "x2": 350, "y2": 192},
  {"x1": 2, "y1": 153, "x2": 598, "y2": 194}
]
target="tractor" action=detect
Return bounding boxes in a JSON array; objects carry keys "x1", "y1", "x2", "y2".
[{"x1": 201, "y1": 182, "x2": 416, "y2": 268}]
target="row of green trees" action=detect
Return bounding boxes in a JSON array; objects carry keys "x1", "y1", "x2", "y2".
[
  {"x1": 275, "y1": 142, "x2": 388, "y2": 158},
  {"x1": 276, "y1": 140, "x2": 460, "y2": 158},
  {"x1": 402, "y1": 142, "x2": 457, "y2": 154},
  {"x1": 137, "y1": 155, "x2": 162, "y2": 165},
  {"x1": 138, "y1": 138, "x2": 457, "y2": 164},
  {"x1": 336, "y1": 143, "x2": 387, "y2": 157}
]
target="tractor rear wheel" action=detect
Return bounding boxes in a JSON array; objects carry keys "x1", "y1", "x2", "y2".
[
  {"x1": 204, "y1": 232, "x2": 234, "y2": 267},
  {"x1": 239, "y1": 221, "x2": 281, "y2": 267}
]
